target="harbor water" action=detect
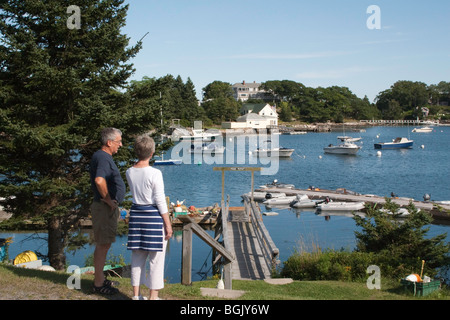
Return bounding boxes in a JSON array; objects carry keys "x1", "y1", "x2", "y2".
[{"x1": 2, "y1": 125, "x2": 450, "y2": 283}]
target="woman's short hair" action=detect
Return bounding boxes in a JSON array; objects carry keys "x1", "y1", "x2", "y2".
[
  {"x1": 101, "y1": 128, "x2": 122, "y2": 145},
  {"x1": 134, "y1": 134, "x2": 155, "y2": 160}
]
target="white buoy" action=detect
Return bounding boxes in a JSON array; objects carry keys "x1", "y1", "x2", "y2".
[
  {"x1": 421, "y1": 145, "x2": 425, "y2": 149},
  {"x1": 216, "y1": 269, "x2": 224, "y2": 289},
  {"x1": 318, "y1": 155, "x2": 322, "y2": 159},
  {"x1": 377, "y1": 151, "x2": 382, "y2": 157}
]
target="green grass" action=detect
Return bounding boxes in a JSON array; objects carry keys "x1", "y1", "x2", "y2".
[{"x1": 1, "y1": 264, "x2": 449, "y2": 300}]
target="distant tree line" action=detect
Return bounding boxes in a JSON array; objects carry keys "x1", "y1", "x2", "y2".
[{"x1": 130, "y1": 78, "x2": 450, "y2": 127}]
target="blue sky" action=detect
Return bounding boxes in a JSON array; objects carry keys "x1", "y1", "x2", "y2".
[{"x1": 122, "y1": 0, "x2": 450, "y2": 102}]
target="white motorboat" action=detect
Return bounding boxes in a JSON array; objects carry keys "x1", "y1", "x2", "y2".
[
  {"x1": 154, "y1": 158, "x2": 182, "y2": 165},
  {"x1": 241, "y1": 192, "x2": 286, "y2": 201},
  {"x1": 263, "y1": 195, "x2": 297, "y2": 206},
  {"x1": 189, "y1": 142, "x2": 225, "y2": 154},
  {"x1": 259, "y1": 180, "x2": 295, "y2": 189},
  {"x1": 290, "y1": 194, "x2": 325, "y2": 208},
  {"x1": 179, "y1": 129, "x2": 221, "y2": 141},
  {"x1": 324, "y1": 137, "x2": 361, "y2": 155},
  {"x1": 412, "y1": 126, "x2": 433, "y2": 133},
  {"x1": 316, "y1": 201, "x2": 365, "y2": 211},
  {"x1": 252, "y1": 147, "x2": 294, "y2": 158},
  {"x1": 337, "y1": 136, "x2": 362, "y2": 142}
]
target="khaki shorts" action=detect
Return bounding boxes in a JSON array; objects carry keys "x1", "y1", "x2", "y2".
[{"x1": 90, "y1": 201, "x2": 119, "y2": 245}]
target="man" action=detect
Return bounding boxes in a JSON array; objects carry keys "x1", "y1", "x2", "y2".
[{"x1": 89, "y1": 127, "x2": 126, "y2": 295}]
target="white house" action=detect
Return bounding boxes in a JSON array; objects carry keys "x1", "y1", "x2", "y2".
[
  {"x1": 221, "y1": 103, "x2": 278, "y2": 129},
  {"x1": 240, "y1": 103, "x2": 278, "y2": 126},
  {"x1": 232, "y1": 81, "x2": 266, "y2": 101}
]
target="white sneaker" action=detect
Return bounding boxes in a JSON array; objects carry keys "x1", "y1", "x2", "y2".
[{"x1": 132, "y1": 296, "x2": 148, "y2": 300}]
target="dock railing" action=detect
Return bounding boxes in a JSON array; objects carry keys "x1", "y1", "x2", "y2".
[
  {"x1": 244, "y1": 197, "x2": 280, "y2": 276},
  {"x1": 178, "y1": 201, "x2": 234, "y2": 289}
]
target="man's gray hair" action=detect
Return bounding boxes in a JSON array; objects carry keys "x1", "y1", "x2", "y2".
[{"x1": 101, "y1": 128, "x2": 122, "y2": 145}]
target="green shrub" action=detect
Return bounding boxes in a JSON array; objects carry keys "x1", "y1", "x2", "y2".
[{"x1": 281, "y1": 248, "x2": 376, "y2": 281}]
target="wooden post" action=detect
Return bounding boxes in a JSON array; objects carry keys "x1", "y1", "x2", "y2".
[
  {"x1": 181, "y1": 223, "x2": 192, "y2": 286},
  {"x1": 213, "y1": 167, "x2": 261, "y2": 202},
  {"x1": 179, "y1": 215, "x2": 234, "y2": 289}
]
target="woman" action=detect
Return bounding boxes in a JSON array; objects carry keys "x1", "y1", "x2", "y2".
[{"x1": 126, "y1": 134, "x2": 173, "y2": 300}]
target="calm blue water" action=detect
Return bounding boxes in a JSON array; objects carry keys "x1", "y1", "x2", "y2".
[{"x1": 2, "y1": 125, "x2": 450, "y2": 283}]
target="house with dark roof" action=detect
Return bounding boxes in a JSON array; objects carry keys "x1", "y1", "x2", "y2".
[
  {"x1": 221, "y1": 103, "x2": 278, "y2": 129},
  {"x1": 232, "y1": 81, "x2": 272, "y2": 101}
]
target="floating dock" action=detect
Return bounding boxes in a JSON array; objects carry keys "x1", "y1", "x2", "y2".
[{"x1": 257, "y1": 187, "x2": 450, "y2": 221}]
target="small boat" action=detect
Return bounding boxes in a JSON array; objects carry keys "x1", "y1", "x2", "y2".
[
  {"x1": 179, "y1": 129, "x2": 221, "y2": 141},
  {"x1": 337, "y1": 136, "x2": 362, "y2": 142},
  {"x1": 252, "y1": 147, "x2": 294, "y2": 158},
  {"x1": 290, "y1": 194, "x2": 326, "y2": 208},
  {"x1": 189, "y1": 142, "x2": 225, "y2": 154},
  {"x1": 263, "y1": 195, "x2": 297, "y2": 206},
  {"x1": 241, "y1": 191, "x2": 286, "y2": 201},
  {"x1": 263, "y1": 211, "x2": 279, "y2": 216},
  {"x1": 283, "y1": 131, "x2": 307, "y2": 135},
  {"x1": 154, "y1": 158, "x2": 182, "y2": 165},
  {"x1": 374, "y1": 137, "x2": 413, "y2": 149},
  {"x1": 324, "y1": 137, "x2": 361, "y2": 155},
  {"x1": 412, "y1": 127, "x2": 433, "y2": 133},
  {"x1": 316, "y1": 201, "x2": 365, "y2": 211},
  {"x1": 380, "y1": 207, "x2": 410, "y2": 217},
  {"x1": 260, "y1": 180, "x2": 295, "y2": 189}
]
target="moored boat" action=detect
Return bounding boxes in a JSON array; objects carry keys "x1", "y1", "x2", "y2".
[
  {"x1": 412, "y1": 126, "x2": 433, "y2": 133},
  {"x1": 263, "y1": 195, "x2": 297, "y2": 206},
  {"x1": 241, "y1": 191, "x2": 286, "y2": 201},
  {"x1": 252, "y1": 147, "x2": 294, "y2": 158},
  {"x1": 324, "y1": 137, "x2": 361, "y2": 155},
  {"x1": 374, "y1": 137, "x2": 413, "y2": 149},
  {"x1": 316, "y1": 201, "x2": 365, "y2": 211},
  {"x1": 189, "y1": 142, "x2": 225, "y2": 154},
  {"x1": 290, "y1": 194, "x2": 326, "y2": 208}
]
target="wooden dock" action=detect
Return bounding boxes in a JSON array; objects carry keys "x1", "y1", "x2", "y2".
[
  {"x1": 227, "y1": 204, "x2": 278, "y2": 280},
  {"x1": 258, "y1": 187, "x2": 450, "y2": 220},
  {"x1": 178, "y1": 197, "x2": 279, "y2": 289}
]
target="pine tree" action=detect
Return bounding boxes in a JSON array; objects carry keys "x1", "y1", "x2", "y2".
[{"x1": 0, "y1": 0, "x2": 145, "y2": 269}]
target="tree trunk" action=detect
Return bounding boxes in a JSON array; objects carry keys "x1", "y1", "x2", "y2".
[{"x1": 47, "y1": 217, "x2": 66, "y2": 270}]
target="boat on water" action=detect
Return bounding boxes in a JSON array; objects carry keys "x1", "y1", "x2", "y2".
[
  {"x1": 179, "y1": 129, "x2": 221, "y2": 141},
  {"x1": 263, "y1": 211, "x2": 279, "y2": 216},
  {"x1": 154, "y1": 158, "x2": 182, "y2": 165},
  {"x1": 316, "y1": 201, "x2": 365, "y2": 212},
  {"x1": 324, "y1": 136, "x2": 361, "y2": 155},
  {"x1": 251, "y1": 147, "x2": 294, "y2": 158},
  {"x1": 374, "y1": 137, "x2": 414, "y2": 149},
  {"x1": 241, "y1": 191, "x2": 286, "y2": 201},
  {"x1": 290, "y1": 194, "x2": 326, "y2": 208},
  {"x1": 189, "y1": 142, "x2": 225, "y2": 154},
  {"x1": 263, "y1": 195, "x2": 297, "y2": 206},
  {"x1": 412, "y1": 126, "x2": 433, "y2": 133},
  {"x1": 337, "y1": 136, "x2": 362, "y2": 142},
  {"x1": 259, "y1": 180, "x2": 295, "y2": 189},
  {"x1": 380, "y1": 207, "x2": 410, "y2": 217}
]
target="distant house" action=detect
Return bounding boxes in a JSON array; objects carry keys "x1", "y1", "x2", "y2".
[
  {"x1": 221, "y1": 103, "x2": 278, "y2": 129},
  {"x1": 232, "y1": 81, "x2": 272, "y2": 102},
  {"x1": 240, "y1": 103, "x2": 278, "y2": 126}
]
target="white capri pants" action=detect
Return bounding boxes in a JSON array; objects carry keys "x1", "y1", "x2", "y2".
[{"x1": 130, "y1": 239, "x2": 167, "y2": 290}]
